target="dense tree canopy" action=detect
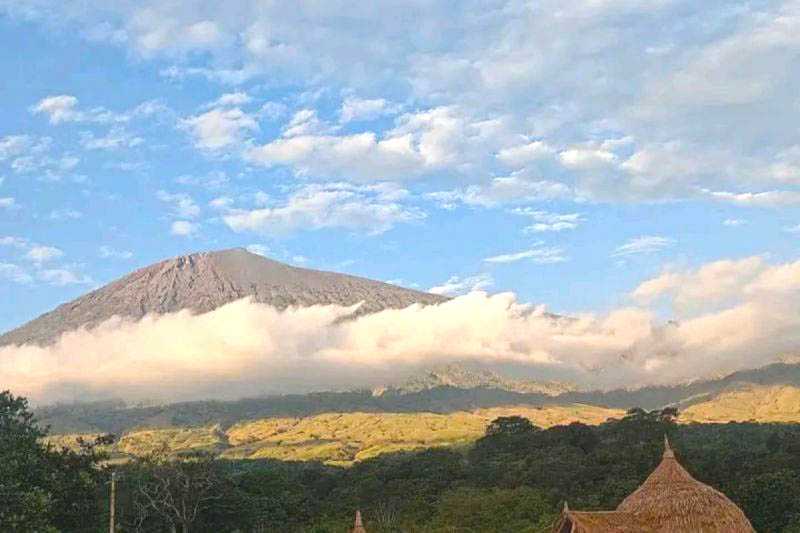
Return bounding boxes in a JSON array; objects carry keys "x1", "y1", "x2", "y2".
[{"x1": 0, "y1": 390, "x2": 107, "y2": 532}]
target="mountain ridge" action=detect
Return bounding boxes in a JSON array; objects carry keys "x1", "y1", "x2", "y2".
[{"x1": 0, "y1": 248, "x2": 447, "y2": 347}]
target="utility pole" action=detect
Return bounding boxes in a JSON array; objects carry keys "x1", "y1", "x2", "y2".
[{"x1": 109, "y1": 471, "x2": 116, "y2": 533}]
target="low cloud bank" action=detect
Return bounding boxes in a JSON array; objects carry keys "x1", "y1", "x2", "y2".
[{"x1": 3, "y1": 256, "x2": 800, "y2": 404}]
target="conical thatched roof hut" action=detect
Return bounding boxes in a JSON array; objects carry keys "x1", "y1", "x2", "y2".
[{"x1": 552, "y1": 437, "x2": 755, "y2": 532}]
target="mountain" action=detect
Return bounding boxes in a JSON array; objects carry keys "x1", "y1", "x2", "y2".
[
  {"x1": 0, "y1": 248, "x2": 447, "y2": 347},
  {"x1": 375, "y1": 363, "x2": 576, "y2": 397}
]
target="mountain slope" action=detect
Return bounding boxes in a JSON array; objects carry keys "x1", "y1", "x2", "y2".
[
  {"x1": 0, "y1": 248, "x2": 447, "y2": 347},
  {"x1": 680, "y1": 385, "x2": 800, "y2": 423},
  {"x1": 377, "y1": 363, "x2": 576, "y2": 397}
]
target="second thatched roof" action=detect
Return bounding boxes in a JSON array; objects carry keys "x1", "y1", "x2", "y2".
[{"x1": 614, "y1": 437, "x2": 755, "y2": 532}]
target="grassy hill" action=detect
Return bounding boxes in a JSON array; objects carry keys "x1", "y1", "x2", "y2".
[
  {"x1": 44, "y1": 404, "x2": 623, "y2": 465},
  {"x1": 680, "y1": 385, "x2": 800, "y2": 423}
]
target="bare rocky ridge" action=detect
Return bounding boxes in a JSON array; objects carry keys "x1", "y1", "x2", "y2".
[
  {"x1": 375, "y1": 363, "x2": 576, "y2": 397},
  {"x1": 0, "y1": 248, "x2": 447, "y2": 347}
]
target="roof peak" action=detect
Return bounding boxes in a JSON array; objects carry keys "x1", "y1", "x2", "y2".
[
  {"x1": 353, "y1": 510, "x2": 366, "y2": 533},
  {"x1": 664, "y1": 434, "x2": 674, "y2": 458}
]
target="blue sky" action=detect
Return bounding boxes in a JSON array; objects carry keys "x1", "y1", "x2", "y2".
[{"x1": 2, "y1": 0, "x2": 800, "y2": 337}]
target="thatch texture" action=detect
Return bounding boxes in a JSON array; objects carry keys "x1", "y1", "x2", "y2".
[
  {"x1": 554, "y1": 510, "x2": 651, "y2": 532},
  {"x1": 552, "y1": 438, "x2": 755, "y2": 532},
  {"x1": 615, "y1": 440, "x2": 755, "y2": 532}
]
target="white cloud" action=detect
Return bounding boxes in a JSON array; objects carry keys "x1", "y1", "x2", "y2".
[
  {"x1": 484, "y1": 246, "x2": 567, "y2": 264},
  {"x1": 0, "y1": 197, "x2": 16, "y2": 209},
  {"x1": 49, "y1": 209, "x2": 83, "y2": 221},
  {"x1": 0, "y1": 134, "x2": 81, "y2": 180},
  {"x1": 723, "y1": 218, "x2": 746, "y2": 227},
  {"x1": 30, "y1": 95, "x2": 81, "y2": 124},
  {"x1": 223, "y1": 182, "x2": 425, "y2": 235},
  {"x1": 247, "y1": 106, "x2": 516, "y2": 181},
  {"x1": 0, "y1": 135, "x2": 50, "y2": 161},
  {"x1": 37, "y1": 268, "x2": 93, "y2": 286},
  {"x1": 157, "y1": 190, "x2": 200, "y2": 219},
  {"x1": 632, "y1": 256, "x2": 764, "y2": 311},
  {"x1": 12, "y1": 1, "x2": 800, "y2": 205},
  {"x1": 259, "y1": 101, "x2": 288, "y2": 121},
  {"x1": 79, "y1": 127, "x2": 143, "y2": 150},
  {"x1": 559, "y1": 147, "x2": 617, "y2": 170},
  {"x1": 429, "y1": 273, "x2": 493, "y2": 296},
  {"x1": 612, "y1": 236, "x2": 674, "y2": 257},
  {"x1": 511, "y1": 208, "x2": 584, "y2": 232},
  {"x1": 0, "y1": 236, "x2": 29, "y2": 248},
  {"x1": 282, "y1": 109, "x2": 334, "y2": 137},
  {"x1": 25, "y1": 245, "x2": 64, "y2": 263},
  {"x1": 180, "y1": 107, "x2": 258, "y2": 150},
  {"x1": 0, "y1": 263, "x2": 32, "y2": 284},
  {"x1": 339, "y1": 96, "x2": 393, "y2": 123},
  {"x1": 99, "y1": 245, "x2": 133, "y2": 260},
  {"x1": 175, "y1": 171, "x2": 229, "y2": 189},
  {"x1": 203, "y1": 91, "x2": 252, "y2": 109},
  {"x1": 209, "y1": 196, "x2": 234, "y2": 210},
  {"x1": 170, "y1": 220, "x2": 198, "y2": 236},
  {"x1": 703, "y1": 189, "x2": 800, "y2": 208},
  {"x1": 426, "y1": 174, "x2": 570, "y2": 209},
  {"x1": 29, "y1": 94, "x2": 152, "y2": 125},
  {"x1": 245, "y1": 244, "x2": 270, "y2": 257},
  {"x1": 497, "y1": 141, "x2": 554, "y2": 167}
]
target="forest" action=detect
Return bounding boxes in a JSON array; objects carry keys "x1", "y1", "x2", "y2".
[{"x1": 5, "y1": 390, "x2": 800, "y2": 532}]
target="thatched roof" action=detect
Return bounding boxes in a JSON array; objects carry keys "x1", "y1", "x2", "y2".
[
  {"x1": 615, "y1": 437, "x2": 755, "y2": 532},
  {"x1": 352, "y1": 510, "x2": 366, "y2": 533},
  {"x1": 553, "y1": 509, "x2": 651, "y2": 532},
  {"x1": 552, "y1": 437, "x2": 755, "y2": 532}
]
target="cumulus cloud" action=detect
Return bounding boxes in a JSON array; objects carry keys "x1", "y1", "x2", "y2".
[
  {"x1": 180, "y1": 107, "x2": 258, "y2": 150},
  {"x1": 171, "y1": 220, "x2": 198, "y2": 236},
  {"x1": 222, "y1": 182, "x2": 425, "y2": 235},
  {"x1": 30, "y1": 95, "x2": 82, "y2": 124},
  {"x1": 632, "y1": 257, "x2": 764, "y2": 312},
  {"x1": 0, "y1": 197, "x2": 16, "y2": 209},
  {"x1": 339, "y1": 96, "x2": 394, "y2": 123},
  {"x1": 202, "y1": 91, "x2": 252, "y2": 109},
  {"x1": 429, "y1": 274, "x2": 493, "y2": 296},
  {"x1": 497, "y1": 141, "x2": 554, "y2": 168},
  {"x1": 559, "y1": 147, "x2": 617, "y2": 170},
  {"x1": 11, "y1": 1, "x2": 800, "y2": 204},
  {"x1": 25, "y1": 245, "x2": 64, "y2": 263},
  {"x1": 157, "y1": 190, "x2": 200, "y2": 219},
  {"x1": 247, "y1": 106, "x2": 516, "y2": 181}
]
